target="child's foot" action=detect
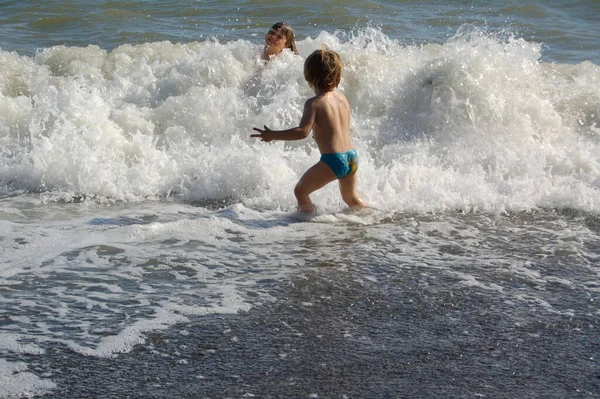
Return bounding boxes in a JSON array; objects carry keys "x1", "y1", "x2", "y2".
[
  {"x1": 297, "y1": 204, "x2": 317, "y2": 213},
  {"x1": 349, "y1": 204, "x2": 378, "y2": 213}
]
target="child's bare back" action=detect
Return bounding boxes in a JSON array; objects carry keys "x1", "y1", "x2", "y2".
[{"x1": 309, "y1": 90, "x2": 354, "y2": 155}]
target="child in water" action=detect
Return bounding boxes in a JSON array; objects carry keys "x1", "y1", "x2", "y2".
[
  {"x1": 262, "y1": 22, "x2": 299, "y2": 60},
  {"x1": 252, "y1": 49, "x2": 367, "y2": 213}
]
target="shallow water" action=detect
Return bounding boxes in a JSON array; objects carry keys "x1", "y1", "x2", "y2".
[{"x1": 2, "y1": 198, "x2": 599, "y2": 397}]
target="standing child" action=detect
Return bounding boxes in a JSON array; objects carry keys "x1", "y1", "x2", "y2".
[{"x1": 251, "y1": 48, "x2": 366, "y2": 213}]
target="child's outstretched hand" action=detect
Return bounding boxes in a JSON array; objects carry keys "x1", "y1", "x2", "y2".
[{"x1": 251, "y1": 125, "x2": 274, "y2": 142}]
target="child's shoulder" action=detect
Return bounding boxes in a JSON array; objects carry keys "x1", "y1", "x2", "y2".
[
  {"x1": 306, "y1": 90, "x2": 348, "y2": 111},
  {"x1": 304, "y1": 95, "x2": 320, "y2": 109},
  {"x1": 324, "y1": 90, "x2": 349, "y2": 107},
  {"x1": 314, "y1": 90, "x2": 346, "y2": 103}
]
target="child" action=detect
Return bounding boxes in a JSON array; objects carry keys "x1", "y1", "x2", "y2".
[
  {"x1": 262, "y1": 22, "x2": 299, "y2": 60},
  {"x1": 251, "y1": 49, "x2": 366, "y2": 213}
]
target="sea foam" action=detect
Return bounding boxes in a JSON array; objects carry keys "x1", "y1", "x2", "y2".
[{"x1": 0, "y1": 27, "x2": 598, "y2": 213}]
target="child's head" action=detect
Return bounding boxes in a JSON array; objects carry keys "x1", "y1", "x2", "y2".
[
  {"x1": 265, "y1": 22, "x2": 298, "y2": 55},
  {"x1": 304, "y1": 49, "x2": 343, "y2": 92}
]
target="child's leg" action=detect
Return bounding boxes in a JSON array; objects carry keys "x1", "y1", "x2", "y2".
[
  {"x1": 338, "y1": 173, "x2": 365, "y2": 210},
  {"x1": 294, "y1": 161, "x2": 337, "y2": 212}
]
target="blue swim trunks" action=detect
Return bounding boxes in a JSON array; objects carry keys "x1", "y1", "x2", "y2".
[{"x1": 320, "y1": 149, "x2": 359, "y2": 179}]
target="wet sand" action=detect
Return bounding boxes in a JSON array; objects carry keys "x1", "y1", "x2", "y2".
[{"x1": 24, "y1": 267, "x2": 599, "y2": 398}]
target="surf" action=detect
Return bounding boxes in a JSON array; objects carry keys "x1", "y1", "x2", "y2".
[{"x1": 0, "y1": 27, "x2": 598, "y2": 214}]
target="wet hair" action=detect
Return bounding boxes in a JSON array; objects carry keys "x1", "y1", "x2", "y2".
[
  {"x1": 303, "y1": 49, "x2": 343, "y2": 91},
  {"x1": 269, "y1": 22, "x2": 299, "y2": 55}
]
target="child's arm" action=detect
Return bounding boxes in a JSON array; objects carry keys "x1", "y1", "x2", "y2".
[{"x1": 251, "y1": 99, "x2": 316, "y2": 142}]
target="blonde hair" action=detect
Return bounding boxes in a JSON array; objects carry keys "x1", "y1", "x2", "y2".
[
  {"x1": 303, "y1": 49, "x2": 343, "y2": 91},
  {"x1": 269, "y1": 22, "x2": 299, "y2": 55}
]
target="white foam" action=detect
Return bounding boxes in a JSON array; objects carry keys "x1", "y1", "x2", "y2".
[
  {"x1": 1, "y1": 27, "x2": 598, "y2": 212},
  {"x1": 0, "y1": 359, "x2": 56, "y2": 399},
  {"x1": 0, "y1": 201, "x2": 294, "y2": 359},
  {"x1": 0, "y1": 334, "x2": 45, "y2": 355}
]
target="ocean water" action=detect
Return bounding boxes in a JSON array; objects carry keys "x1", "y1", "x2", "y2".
[{"x1": 1, "y1": 1, "x2": 599, "y2": 398}]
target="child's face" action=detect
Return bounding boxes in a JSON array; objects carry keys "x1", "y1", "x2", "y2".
[{"x1": 264, "y1": 27, "x2": 287, "y2": 54}]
